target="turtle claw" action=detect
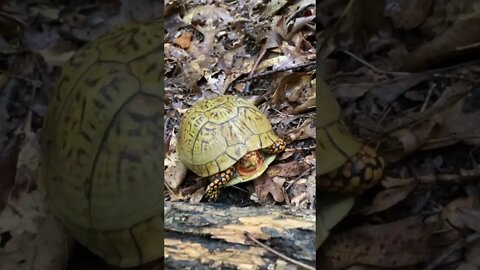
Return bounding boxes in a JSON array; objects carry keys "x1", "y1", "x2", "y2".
[
  {"x1": 264, "y1": 138, "x2": 286, "y2": 155},
  {"x1": 205, "y1": 168, "x2": 234, "y2": 201}
]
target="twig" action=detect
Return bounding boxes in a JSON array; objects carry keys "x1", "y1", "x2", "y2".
[
  {"x1": 0, "y1": 10, "x2": 28, "y2": 27},
  {"x1": 424, "y1": 232, "x2": 480, "y2": 270},
  {"x1": 164, "y1": 181, "x2": 181, "y2": 200},
  {"x1": 420, "y1": 83, "x2": 436, "y2": 112},
  {"x1": 383, "y1": 166, "x2": 480, "y2": 187},
  {"x1": 244, "y1": 232, "x2": 315, "y2": 270},
  {"x1": 234, "y1": 62, "x2": 315, "y2": 84},
  {"x1": 341, "y1": 50, "x2": 410, "y2": 76},
  {"x1": 285, "y1": 168, "x2": 313, "y2": 191},
  {"x1": 178, "y1": 178, "x2": 208, "y2": 196},
  {"x1": 244, "y1": 49, "x2": 268, "y2": 92},
  {"x1": 342, "y1": 52, "x2": 480, "y2": 80}
]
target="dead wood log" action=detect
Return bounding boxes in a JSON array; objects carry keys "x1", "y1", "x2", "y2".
[{"x1": 164, "y1": 201, "x2": 315, "y2": 269}]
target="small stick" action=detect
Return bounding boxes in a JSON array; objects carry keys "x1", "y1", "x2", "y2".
[
  {"x1": 244, "y1": 49, "x2": 268, "y2": 92},
  {"x1": 382, "y1": 166, "x2": 480, "y2": 188},
  {"x1": 341, "y1": 50, "x2": 410, "y2": 76},
  {"x1": 244, "y1": 232, "x2": 315, "y2": 270},
  {"x1": 420, "y1": 82, "x2": 436, "y2": 112},
  {"x1": 234, "y1": 62, "x2": 315, "y2": 84}
]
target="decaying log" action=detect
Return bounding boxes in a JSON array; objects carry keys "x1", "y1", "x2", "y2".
[{"x1": 164, "y1": 201, "x2": 315, "y2": 269}]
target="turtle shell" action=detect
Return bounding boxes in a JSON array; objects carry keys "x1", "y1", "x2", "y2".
[
  {"x1": 317, "y1": 79, "x2": 363, "y2": 175},
  {"x1": 39, "y1": 19, "x2": 164, "y2": 267},
  {"x1": 178, "y1": 95, "x2": 280, "y2": 177}
]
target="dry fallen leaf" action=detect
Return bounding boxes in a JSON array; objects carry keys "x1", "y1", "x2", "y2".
[
  {"x1": 400, "y1": 9, "x2": 480, "y2": 71},
  {"x1": 321, "y1": 217, "x2": 433, "y2": 269},
  {"x1": 361, "y1": 181, "x2": 417, "y2": 215},
  {"x1": 175, "y1": 31, "x2": 192, "y2": 49},
  {"x1": 386, "y1": 0, "x2": 434, "y2": 30},
  {"x1": 0, "y1": 213, "x2": 70, "y2": 270},
  {"x1": 36, "y1": 42, "x2": 76, "y2": 71},
  {"x1": 442, "y1": 197, "x2": 480, "y2": 232},
  {"x1": 282, "y1": 118, "x2": 315, "y2": 141},
  {"x1": 0, "y1": 178, "x2": 69, "y2": 270},
  {"x1": 254, "y1": 174, "x2": 285, "y2": 203},
  {"x1": 431, "y1": 90, "x2": 480, "y2": 147},
  {"x1": 164, "y1": 133, "x2": 187, "y2": 190},
  {"x1": 267, "y1": 160, "x2": 310, "y2": 178},
  {"x1": 386, "y1": 119, "x2": 436, "y2": 162},
  {"x1": 271, "y1": 72, "x2": 312, "y2": 105}
]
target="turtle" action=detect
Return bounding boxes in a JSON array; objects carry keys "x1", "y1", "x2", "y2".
[
  {"x1": 316, "y1": 79, "x2": 385, "y2": 192},
  {"x1": 38, "y1": 19, "x2": 164, "y2": 267},
  {"x1": 177, "y1": 95, "x2": 286, "y2": 200}
]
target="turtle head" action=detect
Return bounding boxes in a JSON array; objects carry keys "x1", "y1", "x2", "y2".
[{"x1": 235, "y1": 151, "x2": 264, "y2": 176}]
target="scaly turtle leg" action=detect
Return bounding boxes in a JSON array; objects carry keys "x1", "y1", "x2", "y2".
[
  {"x1": 205, "y1": 167, "x2": 234, "y2": 200},
  {"x1": 320, "y1": 145, "x2": 385, "y2": 192},
  {"x1": 264, "y1": 138, "x2": 286, "y2": 155}
]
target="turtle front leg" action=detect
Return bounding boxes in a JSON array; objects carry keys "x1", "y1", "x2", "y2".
[
  {"x1": 205, "y1": 167, "x2": 234, "y2": 201},
  {"x1": 264, "y1": 138, "x2": 286, "y2": 155}
]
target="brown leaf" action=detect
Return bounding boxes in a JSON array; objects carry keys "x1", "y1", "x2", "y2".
[
  {"x1": 385, "y1": 119, "x2": 436, "y2": 162},
  {"x1": 369, "y1": 73, "x2": 432, "y2": 104},
  {"x1": 442, "y1": 197, "x2": 480, "y2": 232},
  {"x1": 0, "y1": 214, "x2": 70, "y2": 270},
  {"x1": 321, "y1": 217, "x2": 433, "y2": 269},
  {"x1": 386, "y1": 0, "x2": 434, "y2": 30},
  {"x1": 262, "y1": 0, "x2": 289, "y2": 17},
  {"x1": 272, "y1": 72, "x2": 311, "y2": 105},
  {"x1": 254, "y1": 174, "x2": 285, "y2": 203},
  {"x1": 429, "y1": 87, "x2": 480, "y2": 147},
  {"x1": 267, "y1": 160, "x2": 309, "y2": 178},
  {"x1": 400, "y1": 9, "x2": 480, "y2": 71},
  {"x1": 164, "y1": 135, "x2": 186, "y2": 190},
  {"x1": 174, "y1": 32, "x2": 192, "y2": 49},
  {"x1": 361, "y1": 181, "x2": 417, "y2": 215},
  {"x1": 333, "y1": 82, "x2": 373, "y2": 102},
  {"x1": 36, "y1": 41, "x2": 76, "y2": 70},
  {"x1": 288, "y1": 95, "x2": 315, "y2": 115},
  {"x1": 381, "y1": 82, "x2": 470, "y2": 157},
  {"x1": 283, "y1": 118, "x2": 316, "y2": 142}
]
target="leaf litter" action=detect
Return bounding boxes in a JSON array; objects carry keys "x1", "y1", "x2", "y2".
[
  {"x1": 164, "y1": 0, "x2": 316, "y2": 210},
  {"x1": 318, "y1": 0, "x2": 480, "y2": 269}
]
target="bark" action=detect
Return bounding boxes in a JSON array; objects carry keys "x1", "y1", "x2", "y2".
[{"x1": 164, "y1": 201, "x2": 315, "y2": 270}]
